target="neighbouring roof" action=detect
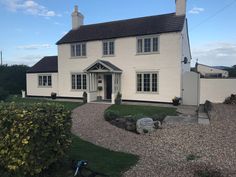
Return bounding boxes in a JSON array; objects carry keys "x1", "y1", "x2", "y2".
[
  {"x1": 27, "y1": 56, "x2": 58, "y2": 73},
  {"x1": 84, "y1": 60, "x2": 122, "y2": 73},
  {"x1": 196, "y1": 63, "x2": 228, "y2": 72},
  {"x1": 57, "y1": 13, "x2": 185, "y2": 45}
]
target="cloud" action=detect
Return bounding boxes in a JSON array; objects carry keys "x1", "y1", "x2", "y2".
[
  {"x1": 17, "y1": 44, "x2": 51, "y2": 50},
  {"x1": 1, "y1": 0, "x2": 60, "y2": 17},
  {"x1": 189, "y1": 7, "x2": 205, "y2": 14},
  {"x1": 192, "y1": 42, "x2": 236, "y2": 66}
]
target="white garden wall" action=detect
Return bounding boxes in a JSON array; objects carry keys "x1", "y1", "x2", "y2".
[{"x1": 200, "y1": 78, "x2": 236, "y2": 104}]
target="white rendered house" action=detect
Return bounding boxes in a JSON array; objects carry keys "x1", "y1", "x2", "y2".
[{"x1": 26, "y1": 0, "x2": 191, "y2": 104}]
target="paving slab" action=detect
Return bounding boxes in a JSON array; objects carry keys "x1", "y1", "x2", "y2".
[{"x1": 164, "y1": 115, "x2": 198, "y2": 124}]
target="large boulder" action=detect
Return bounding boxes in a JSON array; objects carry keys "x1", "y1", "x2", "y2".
[{"x1": 136, "y1": 118, "x2": 155, "y2": 134}]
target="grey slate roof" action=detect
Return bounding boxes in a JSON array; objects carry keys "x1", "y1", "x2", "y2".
[
  {"x1": 84, "y1": 60, "x2": 122, "y2": 72},
  {"x1": 27, "y1": 56, "x2": 58, "y2": 73},
  {"x1": 56, "y1": 13, "x2": 185, "y2": 45}
]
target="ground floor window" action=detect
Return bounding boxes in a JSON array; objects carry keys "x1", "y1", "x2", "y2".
[
  {"x1": 71, "y1": 73, "x2": 87, "y2": 90},
  {"x1": 38, "y1": 75, "x2": 52, "y2": 87},
  {"x1": 136, "y1": 72, "x2": 158, "y2": 93}
]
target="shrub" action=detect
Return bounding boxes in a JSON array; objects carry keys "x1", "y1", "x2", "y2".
[
  {"x1": 133, "y1": 114, "x2": 146, "y2": 120},
  {"x1": 151, "y1": 113, "x2": 167, "y2": 122},
  {"x1": 0, "y1": 103, "x2": 72, "y2": 176},
  {"x1": 172, "y1": 97, "x2": 181, "y2": 106},
  {"x1": 115, "y1": 92, "x2": 122, "y2": 105},
  {"x1": 0, "y1": 87, "x2": 9, "y2": 101},
  {"x1": 104, "y1": 110, "x2": 119, "y2": 121},
  {"x1": 83, "y1": 92, "x2": 87, "y2": 103},
  {"x1": 224, "y1": 94, "x2": 236, "y2": 104}
]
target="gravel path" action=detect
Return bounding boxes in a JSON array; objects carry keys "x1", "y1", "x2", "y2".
[{"x1": 71, "y1": 103, "x2": 236, "y2": 177}]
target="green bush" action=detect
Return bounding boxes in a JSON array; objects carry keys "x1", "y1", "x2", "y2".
[
  {"x1": 0, "y1": 103, "x2": 72, "y2": 176},
  {"x1": 104, "y1": 110, "x2": 119, "y2": 121},
  {"x1": 115, "y1": 92, "x2": 122, "y2": 105},
  {"x1": 83, "y1": 92, "x2": 87, "y2": 103},
  {"x1": 0, "y1": 87, "x2": 9, "y2": 101}
]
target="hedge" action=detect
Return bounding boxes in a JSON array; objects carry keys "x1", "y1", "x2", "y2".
[
  {"x1": 0, "y1": 87, "x2": 9, "y2": 101},
  {"x1": 0, "y1": 103, "x2": 72, "y2": 176}
]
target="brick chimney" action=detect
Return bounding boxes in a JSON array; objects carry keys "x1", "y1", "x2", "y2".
[
  {"x1": 72, "y1": 5, "x2": 84, "y2": 30},
  {"x1": 176, "y1": 0, "x2": 186, "y2": 16}
]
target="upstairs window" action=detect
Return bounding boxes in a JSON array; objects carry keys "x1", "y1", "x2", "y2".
[
  {"x1": 71, "y1": 43, "x2": 86, "y2": 57},
  {"x1": 38, "y1": 75, "x2": 52, "y2": 87},
  {"x1": 103, "y1": 40, "x2": 114, "y2": 56},
  {"x1": 137, "y1": 36, "x2": 159, "y2": 54}
]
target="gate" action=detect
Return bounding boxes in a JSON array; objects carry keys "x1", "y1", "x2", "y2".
[{"x1": 182, "y1": 72, "x2": 200, "y2": 105}]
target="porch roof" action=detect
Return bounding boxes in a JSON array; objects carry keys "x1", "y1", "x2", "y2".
[{"x1": 84, "y1": 60, "x2": 122, "y2": 73}]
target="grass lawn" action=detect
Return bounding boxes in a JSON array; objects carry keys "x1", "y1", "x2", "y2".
[
  {"x1": 106, "y1": 104, "x2": 177, "y2": 121},
  {"x1": 40, "y1": 135, "x2": 138, "y2": 177},
  {"x1": 6, "y1": 95, "x2": 82, "y2": 111},
  {"x1": 0, "y1": 96, "x2": 139, "y2": 177}
]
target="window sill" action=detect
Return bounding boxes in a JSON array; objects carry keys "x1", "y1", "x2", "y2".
[
  {"x1": 136, "y1": 52, "x2": 160, "y2": 56},
  {"x1": 38, "y1": 86, "x2": 52, "y2": 88},
  {"x1": 71, "y1": 89, "x2": 87, "y2": 92},
  {"x1": 70, "y1": 56, "x2": 87, "y2": 59},
  {"x1": 136, "y1": 91, "x2": 159, "y2": 94},
  {"x1": 102, "y1": 55, "x2": 115, "y2": 57}
]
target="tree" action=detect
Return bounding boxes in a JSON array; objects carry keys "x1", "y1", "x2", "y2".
[{"x1": 0, "y1": 65, "x2": 29, "y2": 94}]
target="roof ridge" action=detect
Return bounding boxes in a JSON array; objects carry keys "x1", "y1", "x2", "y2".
[
  {"x1": 43, "y1": 56, "x2": 58, "y2": 58},
  {"x1": 57, "y1": 13, "x2": 185, "y2": 44},
  {"x1": 79, "y1": 13, "x2": 178, "y2": 28}
]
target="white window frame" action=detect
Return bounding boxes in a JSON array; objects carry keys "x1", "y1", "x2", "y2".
[
  {"x1": 136, "y1": 35, "x2": 160, "y2": 54},
  {"x1": 71, "y1": 73, "x2": 87, "y2": 91},
  {"x1": 102, "y1": 40, "x2": 115, "y2": 56},
  {"x1": 71, "y1": 43, "x2": 87, "y2": 58},
  {"x1": 136, "y1": 72, "x2": 159, "y2": 93},
  {"x1": 38, "y1": 74, "x2": 52, "y2": 87}
]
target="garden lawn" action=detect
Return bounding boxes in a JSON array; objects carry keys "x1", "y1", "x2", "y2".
[
  {"x1": 37, "y1": 135, "x2": 138, "y2": 177},
  {"x1": 106, "y1": 104, "x2": 177, "y2": 121},
  {"x1": 6, "y1": 96, "x2": 82, "y2": 111}
]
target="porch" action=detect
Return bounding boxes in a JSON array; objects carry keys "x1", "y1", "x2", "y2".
[{"x1": 84, "y1": 60, "x2": 122, "y2": 104}]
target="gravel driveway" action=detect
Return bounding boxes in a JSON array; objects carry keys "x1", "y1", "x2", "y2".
[{"x1": 71, "y1": 103, "x2": 236, "y2": 177}]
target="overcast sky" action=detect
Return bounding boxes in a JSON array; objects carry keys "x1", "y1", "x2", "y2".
[{"x1": 0, "y1": 0, "x2": 236, "y2": 67}]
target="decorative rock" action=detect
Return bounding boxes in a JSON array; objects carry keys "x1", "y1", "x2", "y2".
[
  {"x1": 154, "y1": 121, "x2": 162, "y2": 129},
  {"x1": 125, "y1": 121, "x2": 136, "y2": 132},
  {"x1": 136, "y1": 118, "x2": 155, "y2": 134},
  {"x1": 110, "y1": 118, "x2": 126, "y2": 129}
]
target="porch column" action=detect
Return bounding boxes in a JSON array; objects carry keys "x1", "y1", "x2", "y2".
[{"x1": 111, "y1": 73, "x2": 115, "y2": 104}]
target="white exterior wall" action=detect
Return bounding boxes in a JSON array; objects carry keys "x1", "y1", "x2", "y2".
[
  {"x1": 197, "y1": 64, "x2": 229, "y2": 78},
  {"x1": 200, "y1": 79, "x2": 236, "y2": 104},
  {"x1": 57, "y1": 32, "x2": 182, "y2": 102},
  {"x1": 26, "y1": 73, "x2": 58, "y2": 97}
]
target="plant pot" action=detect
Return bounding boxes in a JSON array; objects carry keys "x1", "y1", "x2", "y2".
[
  {"x1": 97, "y1": 96, "x2": 102, "y2": 101},
  {"x1": 51, "y1": 92, "x2": 57, "y2": 100},
  {"x1": 172, "y1": 100, "x2": 180, "y2": 106}
]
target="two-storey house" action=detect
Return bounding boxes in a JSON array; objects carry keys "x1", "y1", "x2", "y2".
[{"x1": 26, "y1": 0, "x2": 191, "y2": 104}]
